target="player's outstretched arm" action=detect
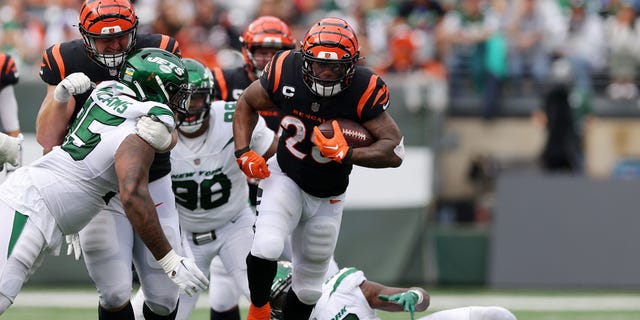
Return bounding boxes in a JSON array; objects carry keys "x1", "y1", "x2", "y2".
[
  {"x1": 361, "y1": 280, "x2": 429, "y2": 314},
  {"x1": 115, "y1": 134, "x2": 171, "y2": 257},
  {"x1": 352, "y1": 112, "x2": 404, "y2": 168},
  {"x1": 115, "y1": 134, "x2": 209, "y2": 295}
]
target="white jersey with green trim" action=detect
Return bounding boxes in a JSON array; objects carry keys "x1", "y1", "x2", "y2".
[
  {"x1": 170, "y1": 100, "x2": 275, "y2": 232},
  {"x1": 0, "y1": 80, "x2": 175, "y2": 235},
  {"x1": 310, "y1": 267, "x2": 378, "y2": 320}
]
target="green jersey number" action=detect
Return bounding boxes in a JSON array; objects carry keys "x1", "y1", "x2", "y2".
[
  {"x1": 62, "y1": 103, "x2": 126, "y2": 160},
  {"x1": 172, "y1": 173, "x2": 232, "y2": 210}
]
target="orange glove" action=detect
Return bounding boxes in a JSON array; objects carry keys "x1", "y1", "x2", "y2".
[
  {"x1": 313, "y1": 120, "x2": 353, "y2": 164},
  {"x1": 235, "y1": 147, "x2": 270, "y2": 179}
]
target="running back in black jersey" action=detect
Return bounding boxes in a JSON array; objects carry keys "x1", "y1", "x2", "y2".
[
  {"x1": 212, "y1": 66, "x2": 281, "y2": 131},
  {"x1": 260, "y1": 50, "x2": 391, "y2": 197},
  {"x1": 0, "y1": 53, "x2": 18, "y2": 91},
  {"x1": 39, "y1": 34, "x2": 180, "y2": 181}
]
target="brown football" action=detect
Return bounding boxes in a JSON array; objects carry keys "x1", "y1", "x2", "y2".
[{"x1": 317, "y1": 118, "x2": 375, "y2": 148}]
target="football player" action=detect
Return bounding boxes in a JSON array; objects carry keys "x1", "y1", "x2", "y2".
[
  {"x1": 0, "y1": 48, "x2": 208, "y2": 316},
  {"x1": 212, "y1": 15, "x2": 295, "y2": 130},
  {"x1": 35, "y1": 1, "x2": 185, "y2": 319},
  {"x1": 232, "y1": 17, "x2": 405, "y2": 320},
  {"x1": 208, "y1": 16, "x2": 295, "y2": 320},
  {"x1": 270, "y1": 263, "x2": 517, "y2": 320},
  {"x1": 130, "y1": 58, "x2": 277, "y2": 320},
  {"x1": 0, "y1": 52, "x2": 22, "y2": 172}
]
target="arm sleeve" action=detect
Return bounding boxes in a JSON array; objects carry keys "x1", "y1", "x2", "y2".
[{"x1": 0, "y1": 86, "x2": 19, "y2": 132}]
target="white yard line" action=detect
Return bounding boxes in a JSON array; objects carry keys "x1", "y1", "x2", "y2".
[{"x1": 11, "y1": 290, "x2": 640, "y2": 311}]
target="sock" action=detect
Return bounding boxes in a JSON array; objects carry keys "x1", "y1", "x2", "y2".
[
  {"x1": 283, "y1": 290, "x2": 314, "y2": 320},
  {"x1": 246, "y1": 253, "x2": 277, "y2": 306},
  {"x1": 98, "y1": 302, "x2": 134, "y2": 320},
  {"x1": 210, "y1": 306, "x2": 241, "y2": 320},
  {"x1": 142, "y1": 300, "x2": 179, "y2": 320}
]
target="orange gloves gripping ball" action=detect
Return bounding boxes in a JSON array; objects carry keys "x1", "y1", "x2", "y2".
[{"x1": 313, "y1": 120, "x2": 353, "y2": 164}]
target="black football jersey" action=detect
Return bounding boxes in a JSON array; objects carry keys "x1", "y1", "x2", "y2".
[
  {"x1": 212, "y1": 66, "x2": 280, "y2": 131},
  {"x1": 0, "y1": 53, "x2": 19, "y2": 91},
  {"x1": 39, "y1": 34, "x2": 180, "y2": 181},
  {"x1": 260, "y1": 50, "x2": 390, "y2": 197}
]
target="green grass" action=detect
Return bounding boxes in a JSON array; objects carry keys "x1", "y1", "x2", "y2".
[{"x1": 3, "y1": 307, "x2": 640, "y2": 319}]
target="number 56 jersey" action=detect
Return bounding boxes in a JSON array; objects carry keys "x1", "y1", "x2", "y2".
[{"x1": 170, "y1": 100, "x2": 275, "y2": 232}]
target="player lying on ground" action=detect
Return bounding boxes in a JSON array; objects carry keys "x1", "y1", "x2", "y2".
[{"x1": 270, "y1": 262, "x2": 517, "y2": 320}]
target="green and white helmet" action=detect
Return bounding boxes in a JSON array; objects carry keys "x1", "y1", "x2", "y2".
[
  {"x1": 118, "y1": 48, "x2": 193, "y2": 120},
  {"x1": 270, "y1": 261, "x2": 293, "y2": 320},
  {"x1": 180, "y1": 58, "x2": 215, "y2": 134}
]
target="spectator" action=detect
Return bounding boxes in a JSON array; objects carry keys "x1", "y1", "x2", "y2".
[
  {"x1": 604, "y1": 2, "x2": 640, "y2": 100},
  {"x1": 439, "y1": 0, "x2": 498, "y2": 110},
  {"x1": 554, "y1": 0, "x2": 606, "y2": 113},
  {"x1": 506, "y1": 0, "x2": 551, "y2": 96}
]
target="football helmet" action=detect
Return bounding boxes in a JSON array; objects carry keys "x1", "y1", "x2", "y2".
[
  {"x1": 301, "y1": 17, "x2": 360, "y2": 97},
  {"x1": 180, "y1": 58, "x2": 214, "y2": 134},
  {"x1": 270, "y1": 261, "x2": 293, "y2": 320},
  {"x1": 240, "y1": 16, "x2": 295, "y2": 77},
  {"x1": 118, "y1": 48, "x2": 192, "y2": 119},
  {"x1": 79, "y1": 0, "x2": 139, "y2": 68}
]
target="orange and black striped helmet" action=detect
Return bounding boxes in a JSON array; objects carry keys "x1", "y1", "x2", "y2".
[
  {"x1": 301, "y1": 17, "x2": 360, "y2": 97},
  {"x1": 79, "y1": 0, "x2": 138, "y2": 68},
  {"x1": 240, "y1": 16, "x2": 295, "y2": 77}
]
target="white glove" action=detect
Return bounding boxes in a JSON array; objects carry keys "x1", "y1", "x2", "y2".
[
  {"x1": 136, "y1": 115, "x2": 173, "y2": 151},
  {"x1": 0, "y1": 133, "x2": 22, "y2": 168},
  {"x1": 65, "y1": 234, "x2": 82, "y2": 260},
  {"x1": 54, "y1": 72, "x2": 94, "y2": 103},
  {"x1": 4, "y1": 133, "x2": 23, "y2": 173},
  {"x1": 157, "y1": 249, "x2": 209, "y2": 296}
]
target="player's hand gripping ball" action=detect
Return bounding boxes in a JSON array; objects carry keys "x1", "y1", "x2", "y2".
[{"x1": 313, "y1": 118, "x2": 375, "y2": 163}]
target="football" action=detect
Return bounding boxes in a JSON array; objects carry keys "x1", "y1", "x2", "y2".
[{"x1": 316, "y1": 118, "x2": 375, "y2": 148}]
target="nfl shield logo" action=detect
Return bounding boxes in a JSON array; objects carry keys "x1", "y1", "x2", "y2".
[
  {"x1": 194, "y1": 159, "x2": 201, "y2": 165},
  {"x1": 311, "y1": 102, "x2": 320, "y2": 112},
  {"x1": 109, "y1": 69, "x2": 118, "y2": 76}
]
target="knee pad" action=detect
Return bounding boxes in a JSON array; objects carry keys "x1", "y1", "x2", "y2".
[
  {"x1": 301, "y1": 218, "x2": 338, "y2": 263},
  {"x1": 0, "y1": 223, "x2": 46, "y2": 302},
  {"x1": 292, "y1": 287, "x2": 321, "y2": 306},
  {"x1": 290, "y1": 263, "x2": 325, "y2": 305},
  {"x1": 252, "y1": 219, "x2": 287, "y2": 260},
  {"x1": 0, "y1": 293, "x2": 11, "y2": 316},
  {"x1": 99, "y1": 284, "x2": 134, "y2": 310}
]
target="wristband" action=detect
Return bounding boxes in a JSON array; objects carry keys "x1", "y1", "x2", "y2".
[
  {"x1": 234, "y1": 146, "x2": 251, "y2": 158},
  {"x1": 408, "y1": 289, "x2": 424, "y2": 305},
  {"x1": 157, "y1": 249, "x2": 181, "y2": 274}
]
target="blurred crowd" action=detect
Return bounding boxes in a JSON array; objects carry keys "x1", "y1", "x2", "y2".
[{"x1": 3, "y1": 0, "x2": 640, "y2": 105}]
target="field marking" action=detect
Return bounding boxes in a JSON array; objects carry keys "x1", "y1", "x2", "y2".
[{"x1": 11, "y1": 290, "x2": 640, "y2": 311}]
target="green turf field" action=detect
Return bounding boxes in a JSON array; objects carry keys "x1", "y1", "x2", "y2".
[
  {"x1": 3, "y1": 287, "x2": 639, "y2": 319},
  {"x1": 3, "y1": 307, "x2": 640, "y2": 319}
]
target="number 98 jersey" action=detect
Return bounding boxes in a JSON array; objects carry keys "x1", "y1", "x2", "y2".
[{"x1": 170, "y1": 100, "x2": 275, "y2": 232}]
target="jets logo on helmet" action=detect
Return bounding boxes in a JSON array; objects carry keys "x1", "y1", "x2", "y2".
[
  {"x1": 79, "y1": 0, "x2": 139, "y2": 68},
  {"x1": 241, "y1": 16, "x2": 295, "y2": 77},
  {"x1": 301, "y1": 17, "x2": 360, "y2": 97},
  {"x1": 180, "y1": 58, "x2": 215, "y2": 134},
  {"x1": 118, "y1": 48, "x2": 193, "y2": 121}
]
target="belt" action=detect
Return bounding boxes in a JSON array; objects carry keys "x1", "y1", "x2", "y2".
[{"x1": 192, "y1": 230, "x2": 216, "y2": 245}]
